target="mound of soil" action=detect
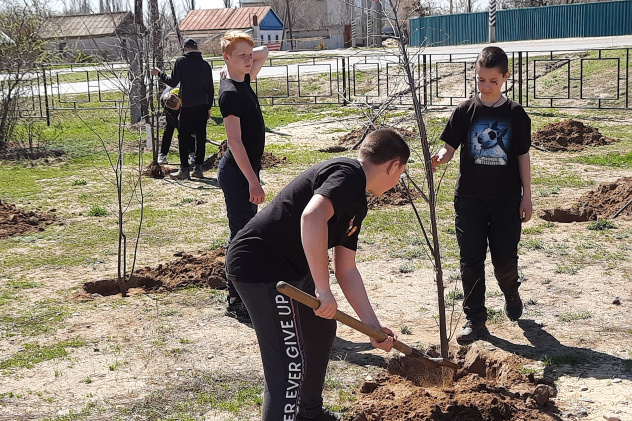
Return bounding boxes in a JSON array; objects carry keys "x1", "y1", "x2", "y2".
[
  {"x1": 200, "y1": 140, "x2": 286, "y2": 171},
  {"x1": 367, "y1": 183, "x2": 422, "y2": 208},
  {"x1": 146, "y1": 140, "x2": 286, "y2": 177},
  {"x1": 337, "y1": 125, "x2": 419, "y2": 148},
  {"x1": 0, "y1": 199, "x2": 59, "y2": 239},
  {"x1": 539, "y1": 177, "x2": 632, "y2": 222},
  {"x1": 349, "y1": 349, "x2": 560, "y2": 421},
  {"x1": 532, "y1": 119, "x2": 616, "y2": 152},
  {"x1": 83, "y1": 247, "x2": 227, "y2": 296}
]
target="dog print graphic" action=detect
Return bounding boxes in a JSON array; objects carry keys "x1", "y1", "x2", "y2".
[{"x1": 473, "y1": 121, "x2": 508, "y2": 166}]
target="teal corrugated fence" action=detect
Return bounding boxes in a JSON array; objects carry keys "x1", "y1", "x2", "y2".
[{"x1": 409, "y1": 0, "x2": 632, "y2": 46}]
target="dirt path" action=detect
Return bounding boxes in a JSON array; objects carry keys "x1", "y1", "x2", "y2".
[{"x1": 1, "y1": 117, "x2": 631, "y2": 421}]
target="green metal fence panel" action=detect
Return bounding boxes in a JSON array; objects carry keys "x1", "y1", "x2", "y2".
[
  {"x1": 409, "y1": 12, "x2": 488, "y2": 46},
  {"x1": 410, "y1": 0, "x2": 632, "y2": 46}
]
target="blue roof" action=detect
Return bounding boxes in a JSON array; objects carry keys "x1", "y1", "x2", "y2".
[{"x1": 260, "y1": 8, "x2": 283, "y2": 31}]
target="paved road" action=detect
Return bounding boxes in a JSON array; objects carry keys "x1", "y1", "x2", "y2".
[{"x1": 9, "y1": 35, "x2": 632, "y2": 97}]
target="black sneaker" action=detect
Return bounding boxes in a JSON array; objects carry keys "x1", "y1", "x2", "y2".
[
  {"x1": 296, "y1": 408, "x2": 341, "y2": 421},
  {"x1": 456, "y1": 320, "x2": 487, "y2": 344},
  {"x1": 225, "y1": 297, "x2": 251, "y2": 323},
  {"x1": 504, "y1": 291, "x2": 524, "y2": 321}
]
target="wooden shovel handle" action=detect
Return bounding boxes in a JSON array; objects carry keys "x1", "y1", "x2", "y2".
[{"x1": 276, "y1": 281, "x2": 441, "y2": 368}]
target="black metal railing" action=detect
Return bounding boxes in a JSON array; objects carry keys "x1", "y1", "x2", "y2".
[{"x1": 3, "y1": 47, "x2": 631, "y2": 125}]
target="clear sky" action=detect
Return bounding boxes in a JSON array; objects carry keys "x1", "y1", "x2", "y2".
[{"x1": 195, "y1": 0, "x2": 228, "y2": 8}]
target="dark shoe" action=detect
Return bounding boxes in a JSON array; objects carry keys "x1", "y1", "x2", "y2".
[
  {"x1": 456, "y1": 320, "x2": 487, "y2": 344},
  {"x1": 296, "y1": 408, "x2": 341, "y2": 421},
  {"x1": 170, "y1": 168, "x2": 190, "y2": 180},
  {"x1": 225, "y1": 297, "x2": 251, "y2": 323},
  {"x1": 191, "y1": 166, "x2": 204, "y2": 178},
  {"x1": 504, "y1": 291, "x2": 524, "y2": 321}
]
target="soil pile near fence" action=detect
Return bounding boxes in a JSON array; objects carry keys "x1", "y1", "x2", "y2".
[
  {"x1": 200, "y1": 140, "x2": 286, "y2": 170},
  {"x1": 367, "y1": 183, "x2": 421, "y2": 208},
  {"x1": 0, "y1": 199, "x2": 59, "y2": 239},
  {"x1": 539, "y1": 177, "x2": 632, "y2": 222},
  {"x1": 350, "y1": 349, "x2": 560, "y2": 421},
  {"x1": 532, "y1": 120, "x2": 616, "y2": 151},
  {"x1": 336, "y1": 125, "x2": 419, "y2": 149}
]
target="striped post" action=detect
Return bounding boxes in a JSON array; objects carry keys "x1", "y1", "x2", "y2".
[{"x1": 489, "y1": 0, "x2": 497, "y2": 42}]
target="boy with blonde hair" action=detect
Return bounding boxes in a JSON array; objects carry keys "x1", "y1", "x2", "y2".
[{"x1": 217, "y1": 30, "x2": 269, "y2": 323}]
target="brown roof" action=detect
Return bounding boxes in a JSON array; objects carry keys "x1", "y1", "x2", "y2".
[
  {"x1": 39, "y1": 12, "x2": 134, "y2": 39},
  {"x1": 179, "y1": 7, "x2": 271, "y2": 31}
]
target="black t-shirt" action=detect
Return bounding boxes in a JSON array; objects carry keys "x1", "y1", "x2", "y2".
[
  {"x1": 226, "y1": 158, "x2": 368, "y2": 283},
  {"x1": 440, "y1": 96, "x2": 531, "y2": 197},
  {"x1": 219, "y1": 74, "x2": 266, "y2": 170}
]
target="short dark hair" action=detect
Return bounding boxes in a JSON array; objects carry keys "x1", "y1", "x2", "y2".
[
  {"x1": 183, "y1": 38, "x2": 198, "y2": 50},
  {"x1": 477, "y1": 46, "x2": 508, "y2": 75},
  {"x1": 359, "y1": 128, "x2": 410, "y2": 165}
]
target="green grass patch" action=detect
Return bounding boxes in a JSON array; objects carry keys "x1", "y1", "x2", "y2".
[
  {"x1": 445, "y1": 290, "x2": 464, "y2": 306},
  {"x1": 487, "y1": 308, "x2": 504, "y2": 324},
  {"x1": 543, "y1": 353, "x2": 587, "y2": 366},
  {"x1": 555, "y1": 263, "x2": 580, "y2": 275},
  {"x1": 0, "y1": 338, "x2": 85, "y2": 371},
  {"x1": 574, "y1": 150, "x2": 632, "y2": 168},
  {"x1": 587, "y1": 219, "x2": 616, "y2": 231},
  {"x1": 558, "y1": 311, "x2": 592, "y2": 322},
  {"x1": 86, "y1": 205, "x2": 108, "y2": 217}
]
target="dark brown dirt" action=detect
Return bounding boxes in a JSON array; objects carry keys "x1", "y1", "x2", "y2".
[
  {"x1": 82, "y1": 247, "x2": 227, "y2": 296},
  {"x1": 367, "y1": 183, "x2": 422, "y2": 208},
  {"x1": 532, "y1": 119, "x2": 617, "y2": 152},
  {"x1": 0, "y1": 199, "x2": 59, "y2": 239},
  {"x1": 337, "y1": 125, "x2": 419, "y2": 148},
  {"x1": 146, "y1": 140, "x2": 287, "y2": 176},
  {"x1": 200, "y1": 140, "x2": 287, "y2": 171},
  {"x1": 539, "y1": 177, "x2": 632, "y2": 222},
  {"x1": 350, "y1": 350, "x2": 561, "y2": 421}
]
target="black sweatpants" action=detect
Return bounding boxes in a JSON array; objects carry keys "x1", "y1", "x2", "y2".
[
  {"x1": 454, "y1": 195, "x2": 522, "y2": 324},
  {"x1": 177, "y1": 104, "x2": 208, "y2": 168},
  {"x1": 218, "y1": 155, "x2": 260, "y2": 299},
  {"x1": 160, "y1": 107, "x2": 180, "y2": 156},
  {"x1": 233, "y1": 274, "x2": 337, "y2": 421}
]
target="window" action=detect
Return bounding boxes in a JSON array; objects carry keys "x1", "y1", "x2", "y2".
[
  {"x1": 268, "y1": 34, "x2": 271, "y2": 41},
  {"x1": 275, "y1": 34, "x2": 279, "y2": 41}
]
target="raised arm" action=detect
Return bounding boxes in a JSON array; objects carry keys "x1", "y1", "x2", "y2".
[{"x1": 249, "y1": 45, "x2": 269, "y2": 80}]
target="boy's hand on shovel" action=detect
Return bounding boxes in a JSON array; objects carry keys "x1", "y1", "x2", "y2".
[
  {"x1": 371, "y1": 325, "x2": 397, "y2": 352},
  {"x1": 314, "y1": 288, "x2": 337, "y2": 319}
]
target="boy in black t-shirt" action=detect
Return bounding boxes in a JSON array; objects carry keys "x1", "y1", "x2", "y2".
[
  {"x1": 226, "y1": 128, "x2": 408, "y2": 421},
  {"x1": 217, "y1": 31, "x2": 269, "y2": 323},
  {"x1": 432, "y1": 46, "x2": 533, "y2": 344}
]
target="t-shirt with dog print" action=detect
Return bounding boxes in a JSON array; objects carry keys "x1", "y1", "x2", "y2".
[{"x1": 440, "y1": 95, "x2": 531, "y2": 198}]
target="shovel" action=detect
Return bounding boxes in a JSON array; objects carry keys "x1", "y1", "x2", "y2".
[{"x1": 276, "y1": 281, "x2": 460, "y2": 371}]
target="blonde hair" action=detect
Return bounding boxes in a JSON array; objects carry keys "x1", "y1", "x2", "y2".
[
  {"x1": 221, "y1": 30, "x2": 254, "y2": 54},
  {"x1": 164, "y1": 93, "x2": 180, "y2": 109}
]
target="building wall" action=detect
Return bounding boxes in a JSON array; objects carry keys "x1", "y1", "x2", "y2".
[{"x1": 47, "y1": 36, "x2": 126, "y2": 61}]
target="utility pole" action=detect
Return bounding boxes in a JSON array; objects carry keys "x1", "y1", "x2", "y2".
[
  {"x1": 489, "y1": 0, "x2": 497, "y2": 42},
  {"x1": 285, "y1": 0, "x2": 294, "y2": 50}
]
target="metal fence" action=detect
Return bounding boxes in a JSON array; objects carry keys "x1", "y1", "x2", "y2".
[
  {"x1": 4, "y1": 46, "x2": 632, "y2": 125},
  {"x1": 410, "y1": 0, "x2": 632, "y2": 46}
]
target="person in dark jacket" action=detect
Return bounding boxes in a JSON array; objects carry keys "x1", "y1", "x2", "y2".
[{"x1": 152, "y1": 38, "x2": 214, "y2": 179}]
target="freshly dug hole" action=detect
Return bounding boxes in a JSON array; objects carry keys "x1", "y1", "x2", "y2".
[{"x1": 349, "y1": 348, "x2": 560, "y2": 421}]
